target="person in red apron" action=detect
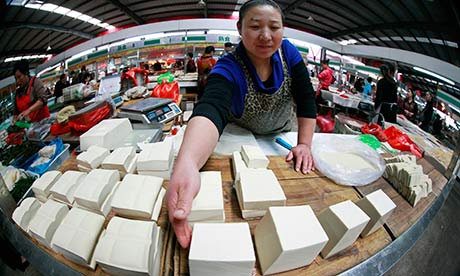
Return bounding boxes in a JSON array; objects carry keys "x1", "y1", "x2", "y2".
[{"x1": 12, "y1": 60, "x2": 50, "y2": 123}]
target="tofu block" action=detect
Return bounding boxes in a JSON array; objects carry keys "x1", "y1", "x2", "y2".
[
  {"x1": 111, "y1": 174, "x2": 163, "y2": 219},
  {"x1": 189, "y1": 223, "x2": 256, "y2": 276},
  {"x1": 51, "y1": 207, "x2": 105, "y2": 268},
  {"x1": 94, "y1": 217, "x2": 160, "y2": 276},
  {"x1": 101, "y1": 146, "x2": 136, "y2": 172},
  {"x1": 255, "y1": 206, "x2": 329, "y2": 275},
  {"x1": 151, "y1": 188, "x2": 166, "y2": 222},
  {"x1": 318, "y1": 200, "x2": 370, "y2": 259},
  {"x1": 232, "y1": 151, "x2": 248, "y2": 181},
  {"x1": 137, "y1": 157, "x2": 174, "y2": 180},
  {"x1": 49, "y1": 171, "x2": 87, "y2": 205},
  {"x1": 77, "y1": 164, "x2": 92, "y2": 173},
  {"x1": 31, "y1": 170, "x2": 62, "y2": 201},
  {"x1": 234, "y1": 180, "x2": 266, "y2": 219},
  {"x1": 241, "y1": 145, "x2": 269, "y2": 169},
  {"x1": 189, "y1": 171, "x2": 225, "y2": 223},
  {"x1": 73, "y1": 169, "x2": 120, "y2": 211},
  {"x1": 137, "y1": 140, "x2": 174, "y2": 171},
  {"x1": 28, "y1": 200, "x2": 69, "y2": 248},
  {"x1": 80, "y1": 118, "x2": 132, "y2": 151},
  {"x1": 356, "y1": 189, "x2": 396, "y2": 237},
  {"x1": 74, "y1": 181, "x2": 121, "y2": 217},
  {"x1": 239, "y1": 169, "x2": 286, "y2": 210},
  {"x1": 12, "y1": 197, "x2": 42, "y2": 232},
  {"x1": 76, "y1": 145, "x2": 110, "y2": 169}
]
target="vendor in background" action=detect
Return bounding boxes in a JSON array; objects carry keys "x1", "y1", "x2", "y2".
[
  {"x1": 185, "y1": 53, "x2": 197, "y2": 73},
  {"x1": 54, "y1": 73, "x2": 69, "y2": 99},
  {"x1": 400, "y1": 88, "x2": 418, "y2": 123},
  {"x1": 78, "y1": 66, "x2": 90, "y2": 84},
  {"x1": 222, "y1": 42, "x2": 233, "y2": 56},
  {"x1": 363, "y1": 77, "x2": 372, "y2": 99},
  {"x1": 316, "y1": 59, "x2": 334, "y2": 106},
  {"x1": 153, "y1": 60, "x2": 162, "y2": 72},
  {"x1": 197, "y1": 45, "x2": 217, "y2": 98},
  {"x1": 166, "y1": 0, "x2": 316, "y2": 248},
  {"x1": 12, "y1": 60, "x2": 50, "y2": 123},
  {"x1": 419, "y1": 91, "x2": 434, "y2": 132},
  {"x1": 375, "y1": 64, "x2": 398, "y2": 123}
]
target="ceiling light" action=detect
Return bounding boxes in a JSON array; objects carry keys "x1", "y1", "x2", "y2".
[
  {"x1": 197, "y1": 0, "x2": 206, "y2": 6},
  {"x1": 47, "y1": 45, "x2": 52, "y2": 51},
  {"x1": 39, "y1": 3, "x2": 58, "y2": 12},
  {"x1": 307, "y1": 16, "x2": 314, "y2": 21},
  {"x1": 413, "y1": 66, "x2": 455, "y2": 86}
]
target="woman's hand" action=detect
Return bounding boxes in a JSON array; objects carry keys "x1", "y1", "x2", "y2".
[
  {"x1": 17, "y1": 109, "x2": 31, "y2": 121},
  {"x1": 286, "y1": 143, "x2": 315, "y2": 174},
  {"x1": 166, "y1": 164, "x2": 201, "y2": 248}
]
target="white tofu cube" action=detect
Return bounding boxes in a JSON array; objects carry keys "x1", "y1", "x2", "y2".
[
  {"x1": 111, "y1": 174, "x2": 163, "y2": 219},
  {"x1": 137, "y1": 140, "x2": 174, "y2": 171},
  {"x1": 239, "y1": 169, "x2": 286, "y2": 210},
  {"x1": 31, "y1": 171, "x2": 62, "y2": 201},
  {"x1": 241, "y1": 145, "x2": 269, "y2": 169},
  {"x1": 12, "y1": 197, "x2": 42, "y2": 232},
  {"x1": 101, "y1": 146, "x2": 136, "y2": 172},
  {"x1": 151, "y1": 188, "x2": 166, "y2": 222},
  {"x1": 255, "y1": 205, "x2": 329, "y2": 275},
  {"x1": 137, "y1": 157, "x2": 174, "y2": 180},
  {"x1": 356, "y1": 189, "x2": 396, "y2": 237},
  {"x1": 28, "y1": 200, "x2": 69, "y2": 248},
  {"x1": 189, "y1": 223, "x2": 256, "y2": 276},
  {"x1": 94, "y1": 217, "x2": 160, "y2": 276},
  {"x1": 49, "y1": 171, "x2": 87, "y2": 204},
  {"x1": 73, "y1": 169, "x2": 120, "y2": 211},
  {"x1": 232, "y1": 151, "x2": 248, "y2": 181},
  {"x1": 189, "y1": 171, "x2": 225, "y2": 223},
  {"x1": 51, "y1": 207, "x2": 105, "y2": 268},
  {"x1": 76, "y1": 145, "x2": 110, "y2": 169},
  {"x1": 80, "y1": 118, "x2": 132, "y2": 151},
  {"x1": 318, "y1": 200, "x2": 370, "y2": 259}
]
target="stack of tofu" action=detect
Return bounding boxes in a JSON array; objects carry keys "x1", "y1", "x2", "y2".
[
  {"x1": 110, "y1": 174, "x2": 166, "y2": 222},
  {"x1": 73, "y1": 169, "x2": 120, "y2": 216},
  {"x1": 12, "y1": 198, "x2": 42, "y2": 232},
  {"x1": 79, "y1": 118, "x2": 132, "y2": 151},
  {"x1": 94, "y1": 217, "x2": 163, "y2": 276},
  {"x1": 137, "y1": 140, "x2": 174, "y2": 180},
  {"x1": 49, "y1": 171, "x2": 87, "y2": 205},
  {"x1": 101, "y1": 146, "x2": 137, "y2": 178},
  {"x1": 76, "y1": 145, "x2": 110, "y2": 172},
  {"x1": 383, "y1": 155, "x2": 432, "y2": 206},
  {"x1": 31, "y1": 170, "x2": 62, "y2": 202},
  {"x1": 233, "y1": 145, "x2": 286, "y2": 219},
  {"x1": 188, "y1": 171, "x2": 225, "y2": 224}
]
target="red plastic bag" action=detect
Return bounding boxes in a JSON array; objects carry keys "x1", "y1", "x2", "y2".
[
  {"x1": 316, "y1": 115, "x2": 335, "y2": 133},
  {"x1": 383, "y1": 126, "x2": 423, "y2": 158},
  {"x1": 50, "y1": 122, "x2": 71, "y2": 136},
  {"x1": 361, "y1": 123, "x2": 388, "y2": 142},
  {"x1": 68, "y1": 102, "x2": 112, "y2": 135},
  {"x1": 152, "y1": 80, "x2": 180, "y2": 103}
]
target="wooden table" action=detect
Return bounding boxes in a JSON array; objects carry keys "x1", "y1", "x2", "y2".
[{"x1": 17, "y1": 154, "x2": 448, "y2": 276}]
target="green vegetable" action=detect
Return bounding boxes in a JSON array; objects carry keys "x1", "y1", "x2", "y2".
[{"x1": 10, "y1": 176, "x2": 36, "y2": 202}]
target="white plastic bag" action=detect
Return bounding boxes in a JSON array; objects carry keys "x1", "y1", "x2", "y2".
[{"x1": 312, "y1": 135, "x2": 385, "y2": 186}]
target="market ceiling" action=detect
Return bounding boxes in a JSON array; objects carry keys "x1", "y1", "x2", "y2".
[{"x1": 2, "y1": 0, "x2": 460, "y2": 96}]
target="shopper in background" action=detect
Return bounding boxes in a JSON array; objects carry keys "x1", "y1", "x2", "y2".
[
  {"x1": 153, "y1": 60, "x2": 162, "y2": 72},
  {"x1": 166, "y1": 0, "x2": 316, "y2": 248},
  {"x1": 419, "y1": 91, "x2": 434, "y2": 132},
  {"x1": 401, "y1": 88, "x2": 418, "y2": 123},
  {"x1": 363, "y1": 76, "x2": 372, "y2": 99},
  {"x1": 69, "y1": 70, "x2": 77, "y2": 85},
  {"x1": 54, "y1": 73, "x2": 69, "y2": 98},
  {"x1": 354, "y1": 77, "x2": 364, "y2": 93},
  {"x1": 375, "y1": 64, "x2": 398, "y2": 123},
  {"x1": 223, "y1": 42, "x2": 233, "y2": 55},
  {"x1": 185, "y1": 52, "x2": 196, "y2": 73},
  {"x1": 12, "y1": 60, "x2": 50, "y2": 123},
  {"x1": 197, "y1": 45, "x2": 217, "y2": 98},
  {"x1": 316, "y1": 59, "x2": 334, "y2": 107},
  {"x1": 78, "y1": 65, "x2": 90, "y2": 84}
]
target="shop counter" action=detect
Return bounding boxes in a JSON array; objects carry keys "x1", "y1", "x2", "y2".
[{"x1": 0, "y1": 146, "x2": 454, "y2": 275}]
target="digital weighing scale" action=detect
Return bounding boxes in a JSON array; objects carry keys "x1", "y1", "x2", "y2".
[{"x1": 118, "y1": 97, "x2": 182, "y2": 125}]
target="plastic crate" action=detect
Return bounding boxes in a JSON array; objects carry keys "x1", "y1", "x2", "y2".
[{"x1": 47, "y1": 143, "x2": 70, "y2": 172}]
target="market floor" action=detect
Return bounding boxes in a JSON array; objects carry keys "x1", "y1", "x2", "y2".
[{"x1": 1, "y1": 181, "x2": 460, "y2": 276}]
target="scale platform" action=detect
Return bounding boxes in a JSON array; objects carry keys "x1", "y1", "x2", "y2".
[{"x1": 118, "y1": 97, "x2": 182, "y2": 125}]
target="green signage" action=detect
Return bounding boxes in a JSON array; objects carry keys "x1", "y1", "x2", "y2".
[
  {"x1": 144, "y1": 39, "x2": 161, "y2": 46},
  {"x1": 87, "y1": 49, "x2": 108, "y2": 60},
  {"x1": 182, "y1": 36, "x2": 206, "y2": 42}
]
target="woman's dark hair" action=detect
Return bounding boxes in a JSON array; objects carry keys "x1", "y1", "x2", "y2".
[
  {"x1": 380, "y1": 63, "x2": 396, "y2": 84},
  {"x1": 13, "y1": 60, "x2": 30, "y2": 76},
  {"x1": 204, "y1": 46, "x2": 215, "y2": 54},
  {"x1": 320, "y1": 59, "x2": 329, "y2": 65},
  {"x1": 238, "y1": 0, "x2": 284, "y2": 25},
  {"x1": 187, "y1": 52, "x2": 193, "y2": 58}
]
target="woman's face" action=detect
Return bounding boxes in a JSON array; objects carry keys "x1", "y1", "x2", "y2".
[
  {"x1": 237, "y1": 5, "x2": 283, "y2": 62},
  {"x1": 14, "y1": 70, "x2": 28, "y2": 88},
  {"x1": 407, "y1": 90, "x2": 413, "y2": 99}
]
